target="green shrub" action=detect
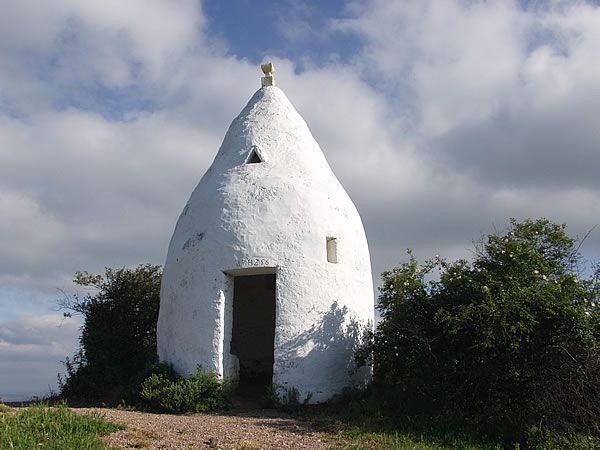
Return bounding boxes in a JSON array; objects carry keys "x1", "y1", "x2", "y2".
[
  {"x1": 119, "y1": 362, "x2": 177, "y2": 405},
  {"x1": 0, "y1": 403, "x2": 122, "y2": 449},
  {"x1": 358, "y1": 219, "x2": 600, "y2": 441},
  {"x1": 60, "y1": 264, "x2": 162, "y2": 402},
  {"x1": 140, "y1": 365, "x2": 233, "y2": 413}
]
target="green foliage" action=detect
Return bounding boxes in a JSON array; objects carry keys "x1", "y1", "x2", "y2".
[
  {"x1": 277, "y1": 387, "x2": 302, "y2": 409},
  {"x1": 0, "y1": 403, "x2": 122, "y2": 449},
  {"x1": 358, "y1": 218, "x2": 600, "y2": 440},
  {"x1": 260, "y1": 385, "x2": 314, "y2": 410},
  {"x1": 139, "y1": 365, "x2": 233, "y2": 413},
  {"x1": 118, "y1": 361, "x2": 176, "y2": 405},
  {"x1": 296, "y1": 386, "x2": 489, "y2": 449},
  {"x1": 60, "y1": 264, "x2": 162, "y2": 402},
  {"x1": 300, "y1": 386, "x2": 600, "y2": 449}
]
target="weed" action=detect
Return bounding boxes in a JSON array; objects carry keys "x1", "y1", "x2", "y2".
[{"x1": 262, "y1": 385, "x2": 312, "y2": 411}]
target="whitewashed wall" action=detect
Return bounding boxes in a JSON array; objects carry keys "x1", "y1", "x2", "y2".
[{"x1": 157, "y1": 86, "x2": 374, "y2": 402}]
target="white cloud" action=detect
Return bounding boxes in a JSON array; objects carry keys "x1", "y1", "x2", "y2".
[
  {"x1": 0, "y1": 314, "x2": 80, "y2": 402},
  {"x1": 0, "y1": 0, "x2": 203, "y2": 80},
  {"x1": 0, "y1": 1, "x2": 600, "y2": 288},
  {"x1": 0, "y1": 0, "x2": 206, "y2": 119},
  {"x1": 329, "y1": 0, "x2": 600, "y2": 271},
  {"x1": 336, "y1": 0, "x2": 600, "y2": 134},
  {"x1": 1, "y1": 0, "x2": 597, "y2": 290}
]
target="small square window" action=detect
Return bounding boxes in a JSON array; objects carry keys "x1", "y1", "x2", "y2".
[{"x1": 326, "y1": 237, "x2": 337, "y2": 263}]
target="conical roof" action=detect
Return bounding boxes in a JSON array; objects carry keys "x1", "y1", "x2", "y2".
[{"x1": 205, "y1": 85, "x2": 338, "y2": 187}]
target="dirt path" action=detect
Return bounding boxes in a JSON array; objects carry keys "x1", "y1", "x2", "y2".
[{"x1": 75, "y1": 407, "x2": 333, "y2": 449}]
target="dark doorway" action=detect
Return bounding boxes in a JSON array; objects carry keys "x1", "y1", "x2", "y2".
[{"x1": 230, "y1": 274, "x2": 276, "y2": 387}]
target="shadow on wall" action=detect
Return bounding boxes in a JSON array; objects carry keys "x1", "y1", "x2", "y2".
[{"x1": 277, "y1": 302, "x2": 371, "y2": 399}]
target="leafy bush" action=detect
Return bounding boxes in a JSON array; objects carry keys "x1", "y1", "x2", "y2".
[
  {"x1": 358, "y1": 219, "x2": 600, "y2": 440},
  {"x1": 60, "y1": 264, "x2": 162, "y2": 402},
  {"x1": 0, "y1": 403, "x2": 122, "y2": 449},
  {"x1": 140, "y1": 365, "x2": 233, "y2": 413},
  {"x1": 119, "y1": 361, "x2": 177, "y2": 405}
]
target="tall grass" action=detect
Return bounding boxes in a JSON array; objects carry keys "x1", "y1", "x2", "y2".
[{"x1": 0, "y1": 402, "x2": 122, "y2": 449}]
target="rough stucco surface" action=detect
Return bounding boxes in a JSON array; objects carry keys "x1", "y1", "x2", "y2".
[{"x1": 157, "y1": 86, "x2": 374, "y2": 403}]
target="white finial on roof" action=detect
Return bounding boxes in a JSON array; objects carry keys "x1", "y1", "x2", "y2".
[{"x1": 261, "y1": 62, "x2": 275, "y2": 87}]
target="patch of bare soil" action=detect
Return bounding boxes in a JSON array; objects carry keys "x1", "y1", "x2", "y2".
[{"x1": 74, "y1": 407, "x2": 332, "y2": 449}]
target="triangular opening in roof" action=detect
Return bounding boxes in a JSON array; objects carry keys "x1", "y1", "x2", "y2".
[{"x1": 246, "y1": 146, "x2": 263, "y2": 164}]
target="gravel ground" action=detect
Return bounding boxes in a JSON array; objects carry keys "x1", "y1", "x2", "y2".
[{"x1": 75, "y1": 408, "x2": 332, "y2": 449}]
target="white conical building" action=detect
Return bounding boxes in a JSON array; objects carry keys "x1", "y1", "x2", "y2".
[{"x1": 157, "y1": 64, "x2": 374, "y2": 402}]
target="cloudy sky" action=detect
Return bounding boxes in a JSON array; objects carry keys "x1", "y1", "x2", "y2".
[{"x1": 1, "y1": 0, "x2": 599, "y2": 401}]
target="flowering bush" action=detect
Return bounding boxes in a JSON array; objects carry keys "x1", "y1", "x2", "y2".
[{"x1": 358, "y1": 219, "x2": 600, "y2": 438}]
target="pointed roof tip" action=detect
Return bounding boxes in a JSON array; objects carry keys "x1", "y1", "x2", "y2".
[{"x1": 261, "y1": 62, "x2": 275, "y2": 87}]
